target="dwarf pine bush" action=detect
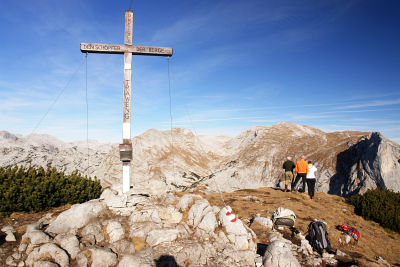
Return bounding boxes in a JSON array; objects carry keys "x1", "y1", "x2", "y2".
[
  {"x1": 349, "y1": 188, "x2": 400, "y2": 233},
  {"x1": 0, "y1": 165, "x2": 102, "y2": 217}
]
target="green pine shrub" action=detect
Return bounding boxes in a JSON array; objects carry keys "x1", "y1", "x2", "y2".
[
  {"x1": 0, "y1": 165, "x2": 102, "y2": 217},
  {"x1": 348, "y1": 188, "x2": 400, "y2": 233}
]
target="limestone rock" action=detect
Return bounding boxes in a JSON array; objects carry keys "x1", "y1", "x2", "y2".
[
  {"x1": 110, "y1": 239, "x2": 135, "y2": 255},
  {"x1": 36, "y1": 243, "x2": 69, "y2": 267},
  {"x1": 75, "y1": 252, "x2": 88, "y2": 267},
  {"x1": 197, "y1": 211, "x2": 217, "y2": 233},
  {"x1": 46, "y1": 200, "x2": 106, "y2": 234},
  {"x1": 106, "y1": 221, "x2": 125, "y2": 243},
  {"x1": 6, "y1": 255, "x2": 17, "y2": 266},
  {"x1": 263, "y1": 239, "x2": 301, "y2": 267},
  {"x1": 2, "y1": 225, "x2": 15, "y2": 233},
  {"x1": 22, "y1": 230, "x2": 51, "y2": 245},
  {"x1": 81, "y1": 222, "x2": 104, "y2": 244},
  {"x1": 146, "y1": 228, "x2": 180, "y2": 247},
  {"x1": 54, "y1": 233, "x2": 80, "y2": 259},
  {"x1": 253, "y1": 214, "x2": 273, "y2": 229},
  {"x1": 33, "y1": 261, "x2": 59, "y2": 267},
  {"x1": 18, "y1": 243, "x2": 28, "y2": 253},
  {"x1": 100, "y1": 188, "x2": 127, "y2": 208},
  {"x1": 126, "y1": 194, "x2": 150, "y2": 207},
  {"x1": 129, "y1": 208, "x2": 161, "y2": 224},
  {"x1": 176, "y1": 194, "x2": 202, "y2": 211},
  {"x1": 218, "y1": 206, "x2": 252, "y2": 251},
  {"x1": 89, "y1": 247, "x2": 118, "y2": 267},
  {"x1": 2, "y1": 225, "x2": 17, "y2": 242},
  {"x1": 118, "y1": 255, "x2": 151, "y2": 267},
  {"x1": 188, "y1": 199, "x2": 212, "y2": 228},
  {"x1": 129, "y1": 222, "x2": 161, "y2": 239},
  {"x1": 158, "y1": 205, "x2": 183, "y2": 226}
]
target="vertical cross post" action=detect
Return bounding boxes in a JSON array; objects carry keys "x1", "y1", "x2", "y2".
[{"x1": 121, "y1": 10, "x2": 133, "y2": 193}]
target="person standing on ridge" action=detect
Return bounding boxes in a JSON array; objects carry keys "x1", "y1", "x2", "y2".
[
  {"x1": 292, "y1": 155, "x2": 308, "y2": 192},
  {"x1": 282, "y1": 156, "x2": 295, "y2": 192},
  {"x1": 306, "y1": 160, "x2": 317, "y2": 199}
]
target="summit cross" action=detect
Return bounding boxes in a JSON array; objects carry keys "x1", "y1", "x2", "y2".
[{"x1": 80, "y1": 10, "x2": 173, "y2": 193}]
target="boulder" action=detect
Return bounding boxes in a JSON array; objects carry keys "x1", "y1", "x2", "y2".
[
  {"x1": 18, "y1": 243, "x2": 28, "y2": 253},
  {"x1": 218, "y1": 207, "x2": 247, "y2": 236},
  {"x1": 174, "y1": 241, "x2": 205, "y2": 266},
  {"x1": 128, "y1": 179, "x2": 167, "y2": 196},
  {"x1": 158, "y1": 205, "x2": 182, "y2": 225},
  {"x1": 6, "y1": 232, "x2": 17, "y2": 242},
  {"x1": 197, "y1": 211, "x2": 217, "y2": 233},
  {"x1": 100, "y1": 188, "x2": 127, "y2": 208},
  {"x1": 297, "y1": 233, "x2": 313, "y2": 256},
  {"x1": 146, "y1": 228, "x2": 180, "y2": 247},
  {"x1": 1, "y1": 225, "x2": 15, "y2": 233},
  {"x1": 218, "y1": 206, "x2": 252, "y2": 251},
  {"x1": 176, "y1": 194, "x2": 202, "y2": 211},
  {"x1": 2, "y1": 225, "x2": 17, "y2": 242},
  {"x1": 89, "y1": 247, "x2": 118, "y2": 267},
  {"x1": 129, "y1": 208, "x2": 161, "y2": 224},
  {"x1": 110, "y1": 239, "x2": 135, "y2": 255},
  {"x1": 54, "y1": 233, "x2": 80, "y2": 259},
  {"x1": 33, "y1": 261, "x2": 59, "y2": 267},
  {"x1": 36, "y1": 243, "x2": 70, "y2": 267},
  {"x1": 126, "y1": 194, "x2": 151, "y2": 207},
  {"x1": 253, "y1": 214, "x2": 273, "y2": 229},
  {"x1": 46, "y1": 200, "x2": 106, "y2": 234},
  {"x1": 263, "y1": 239, "x2": 301, "y2": 267},
  {"x1": 118, "y1": 255, "x2": 152, "y2": 267},
  {"x1": 81, "y1": 222, "x2": 104, "y2": 244},
  {"x1": 188, "y1": 199, "x2": 212, "y2": 228},
  {"x1": 129, "y1": 222, "x2": 161, "y2": 239},
  {"x1": 75, "y1": 252, "x2": 88, "y2": 267},
  {"x1": 106, "y1": 221, "x2": 125, "y2": 243},
  {"x1": 22, "y1": 230, "x2": 51, "y2": 245},
  {"x1": 6, "y1": 255, "x2": 17, "y2": 266}
]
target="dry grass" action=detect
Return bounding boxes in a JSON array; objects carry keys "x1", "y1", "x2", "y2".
[
  {"x1": 131, "y1": 236, "x2": 147, "y2": 251},
  {"x1": 34, "y1": 252, "x2": 53, "y2": 263},
  {"x1": 192, "y1": 187, "x2": 400, "y2": 267}
]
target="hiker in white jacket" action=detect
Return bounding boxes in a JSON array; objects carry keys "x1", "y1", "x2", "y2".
[{"x1": 306, "y1": 161, "x2": 317, "y2": 199}]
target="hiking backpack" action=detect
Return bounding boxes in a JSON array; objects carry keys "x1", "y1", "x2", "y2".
[
  {"x1": 336, "y1": 224, "x2": 360, "y2": 241},
  {"x1": 272, "y1": 207, "x2": 296, "y2": 227},
  {"x1": 307, "y1": 220, "x2": 331, "y2": 253}
]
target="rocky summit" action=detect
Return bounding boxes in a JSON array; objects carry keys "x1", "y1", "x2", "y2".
[
  {"x1": 2, "y1": 187, "x2": 399, "y2": 266},
  {"x1": 1, "y1": 122, "x2": 399, "y2": 196}
]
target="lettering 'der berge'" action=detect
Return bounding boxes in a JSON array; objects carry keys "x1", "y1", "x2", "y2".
[{"x1": 80, "y1": 10, "x2": 173, "y2": 193}]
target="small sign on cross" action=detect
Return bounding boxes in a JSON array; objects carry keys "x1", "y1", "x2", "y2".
[{"x1": 80, "y1": 10, "x2": 173, "y2": 193}]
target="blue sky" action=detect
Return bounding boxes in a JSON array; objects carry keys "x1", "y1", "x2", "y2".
[{"x1": 1, "y1": 0, "x2": 399, "y2": 143}]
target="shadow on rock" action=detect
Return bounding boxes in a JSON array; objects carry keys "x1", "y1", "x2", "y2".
[
  {"x1": 329, "y1": 132, "x2": 383, "y2": 197},
  {"x1": 154, "y1": 255, "x2": 180, "y2": 267},
  {"x1": 256, "y1": 243, "x2": 268, "y2": 257}
]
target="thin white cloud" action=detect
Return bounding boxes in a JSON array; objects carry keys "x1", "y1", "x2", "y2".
[{"x1": 335, "y1": 99, "x2": 400, "y2": 109}]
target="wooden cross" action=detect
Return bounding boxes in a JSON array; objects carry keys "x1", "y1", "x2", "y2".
[{"x1": 80, "y1": 10, "x2": 173, "y2": 193}]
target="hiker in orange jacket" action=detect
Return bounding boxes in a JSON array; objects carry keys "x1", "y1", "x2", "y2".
[{"x1": 292, "y1": 155, "x2": 308, "y2": 192}]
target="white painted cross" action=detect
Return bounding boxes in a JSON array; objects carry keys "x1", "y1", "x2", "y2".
[{"x1": 80, "y1": 10, "x2": 173, "y2": 193}]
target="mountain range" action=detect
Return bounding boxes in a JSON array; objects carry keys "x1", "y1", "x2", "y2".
[{"x1": 1, "y1": 122, "x2": 399, "y2": 197}]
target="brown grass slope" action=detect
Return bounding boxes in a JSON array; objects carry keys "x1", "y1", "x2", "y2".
[{"x1": 191, "y1": 187, "x2": 400, "y2": 267}]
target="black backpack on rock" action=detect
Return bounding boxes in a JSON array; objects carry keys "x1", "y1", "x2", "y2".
[{"x1": 307, "y1": 220, "x2": 331, "y2": 254}]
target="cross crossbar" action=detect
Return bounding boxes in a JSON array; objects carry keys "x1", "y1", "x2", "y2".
[{"x1": 80, "y1": 43, "x2": 173, "y2": 56}]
